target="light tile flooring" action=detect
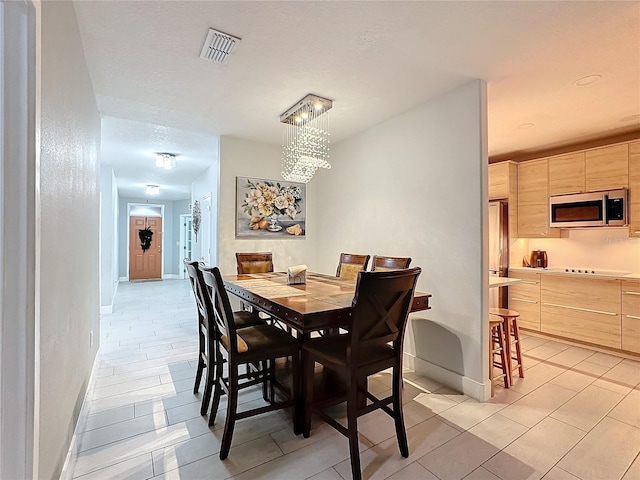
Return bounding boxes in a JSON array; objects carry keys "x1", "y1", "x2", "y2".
[{"x1": 66, "y1": 280, "x2": 640, "y2": 480}]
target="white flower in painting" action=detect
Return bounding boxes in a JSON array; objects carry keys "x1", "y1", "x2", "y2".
[
  {"x1": 286, "y1": 205, "x2": 297, "y2": 219},
  {"x1": 246, "y1": 188, "x2": 262, "y2": 207},
  {"x1": 274, "y1": 195, "x2": 288, "y2": 210},
  {"x1": 284, "y1": 193, "x2": 295, "y2": 205}
]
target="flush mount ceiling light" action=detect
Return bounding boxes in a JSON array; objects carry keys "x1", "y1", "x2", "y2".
[
  {"x1": 574, "y1": 74, "x2": 602, "y2": 87},
  {"x1": 280, "y1": 94, "x2": 333, "y2": 183},
  {"x1": 155, "y1": 153, "x2": 176, "y2": 169},
  {"x1": 199, "y1": 28, "x2": 241, "y2": 64},
  {"x1": 145, "y1": 184, "x2": 160, "y2": 195}
]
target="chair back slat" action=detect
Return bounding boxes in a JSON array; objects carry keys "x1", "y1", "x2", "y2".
[
  {"x1": 184, "y1": 260, "x2": 212, "y2": 325},
  {"x1": 350, "y1": 268, "x2": 421, "y2": 356},
  {"x1": 336, "y1": 253, "x2": 370, "y2": 280},
  {"x1": 201, "y1": 266, "x2": 240, "y2": 355},
  {"x1": 371, "y1": 255, "x2": 412, "y2": 271},
  {"x1": 236, "y1": 252, "x2": 274, "y2": 274}
]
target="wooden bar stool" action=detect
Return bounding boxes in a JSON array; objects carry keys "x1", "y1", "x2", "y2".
[
  {"x1": 489, "y1": 308, "x2": 524, "y2": 385},
  {"x1": 489, "y1": 318, "x2": 510, "y2": 396}
]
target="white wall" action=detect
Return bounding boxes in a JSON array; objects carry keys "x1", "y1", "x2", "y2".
[
  {"x1": 315, "y1": 81, "x2": 489, "y2": 399},
  {"x1": 99, "y1": 166, "x2": 119, "y2": 312},
  {"x1": 39, "y1": 2, "x2": 101, "y2": 477},
  {"x1": 217, "y1": 136, "x2": 319, "y2": 275},
  {"x1": 191, "y1": 160, "x2": 219, "y2": 265},
  {"x1": 0, "y1": 2, "x2": 37, "y2": 477}
]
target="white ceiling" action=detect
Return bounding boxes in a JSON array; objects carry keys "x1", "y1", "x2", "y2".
[{"x1": 74, "y1": 1, "x2": 640, "y2": 200}]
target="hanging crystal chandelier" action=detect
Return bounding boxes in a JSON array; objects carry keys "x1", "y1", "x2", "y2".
[{"x1": 280, "y1": 94, "x2": 333, "y2": 183}]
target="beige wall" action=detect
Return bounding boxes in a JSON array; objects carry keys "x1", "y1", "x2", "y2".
[
  {"x1": 529, "y1": 228, "x2": 640, "y2": 273},
  {"x1": 314, "y1": 80, "x2": 489, "y2": 399},
  {"x1": 39, "y1": 2, "x2": 101, "y2": 478},
  {"x1": 217, "y1": 136, "x2": 319, "y2": 275}
]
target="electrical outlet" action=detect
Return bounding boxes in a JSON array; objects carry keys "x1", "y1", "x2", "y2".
[{"x1": 90, "y1": 330, "x2": 94, "y2": 347}]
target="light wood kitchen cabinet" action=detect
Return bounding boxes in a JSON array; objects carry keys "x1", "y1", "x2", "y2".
[
  {"x1": 540, "y1": 275, "x2": 621, "y2": 349},
  {"x1": 585, "y1": 143, "x2": 629, "y2": 192},
  {"x1": 508, "y1": 270, "x2": 540, "y2": 331},
  {"x1": 548, "y1": 152, "x2": 586, "y2": 195},
  {"x1": 517, "y1": 159, "x2": 558, "y2": 237},
  {"x1": 622, "y1": 280, "x2": 640, "y2": 353},
  {"x1": 629, "y1": 141, "x2": 640, "y2": 238},
  {"x1": 489, "y1": 162, "x2": 509, "y2": 200}
]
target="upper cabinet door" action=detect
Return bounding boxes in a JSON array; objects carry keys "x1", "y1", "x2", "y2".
[
  {"x1": 585, "y1": 144, "x2": 629, "y2": 192},
  {"x1": 548, "y1": 152, "x2": 585, "y2": 196},
  {"x1": 488, "y1": 162, "x2": 509, "y2": 200},
  {"x1": 517, "y1": 159, "x2": 557, "y2": 237},
  {"x1": 630, "y1": 141, "x2": 640, "y2": 237}
]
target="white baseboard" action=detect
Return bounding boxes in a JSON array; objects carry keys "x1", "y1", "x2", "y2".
[
  {"x1": 99, "y1": 281, "x2": 119, "y2": 315},
  {"x1": 407, "y1": 353, "x2": 488, "y2": 401},
  {"x1": 162, "y1": 274, "x2": 180, "y2": 279},
  {"x1": 59, "y1": 351, "x2": 100, "y2": 480},
  {"x1": 119, "y1": 276, "x2": 128, "y2": 282}
]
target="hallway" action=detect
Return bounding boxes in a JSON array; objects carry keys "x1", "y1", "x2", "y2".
[{"x1": 66, "y1": 279, "x2": 640, "y2": 480}]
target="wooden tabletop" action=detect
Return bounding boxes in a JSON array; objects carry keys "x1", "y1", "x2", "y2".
[{"x1": 223, "y1": 271, "x2": 431, "y2": 333}]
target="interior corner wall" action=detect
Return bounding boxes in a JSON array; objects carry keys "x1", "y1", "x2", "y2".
[
  {"x1": 217, "y1": 136, "x2": 319, "y2": 275},
  {"x1": 191, "y1": 159, "x2": 220, "y2": 265},
  {"x1": 99, "y1": 165, "x2": 118, "y2": 311},
  {"x1": 315, "y1": 80, "x2": 488, "y2": 399},
  {"x1": 39, "y1": 2, "x2": 101, "y2": 478}
]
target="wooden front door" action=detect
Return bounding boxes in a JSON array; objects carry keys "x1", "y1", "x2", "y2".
[{"x1": 129, "y1": 216, "x2": 162, "y2": 280}]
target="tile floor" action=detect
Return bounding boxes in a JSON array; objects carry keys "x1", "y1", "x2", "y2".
[{"x1": 66, "y1": 279, "x2": 640, "y2": 480}]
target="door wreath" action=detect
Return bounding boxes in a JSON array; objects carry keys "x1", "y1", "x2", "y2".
[{"x1": 138, "y1": 226, "x2": 153, "y2": 252}]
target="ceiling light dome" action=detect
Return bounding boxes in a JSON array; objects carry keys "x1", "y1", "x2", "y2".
[{"x1": 155, "y1": 153, "x2": 177, "y2": 169}]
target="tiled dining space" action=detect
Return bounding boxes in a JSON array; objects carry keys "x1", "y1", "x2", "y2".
[{"x1": 65, "y1": 279, "x2": 640, "y2": 480}]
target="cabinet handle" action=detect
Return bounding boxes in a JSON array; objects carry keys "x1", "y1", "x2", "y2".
[
  {"x1": 542, "y1": 302, "x2": 618, "y2": 316},
  {"x1": 511, "y1": 297, "x2": 538, "y2": 304},
  {"x1": 623, "y1": 291, "x2": 640, "y2": 296},
  {"x1": 518, "y1": 280, "x2": 539, "y2": 285},
  {"x1": 625, "y1": 314, "x2": 640, "y2": 320}
]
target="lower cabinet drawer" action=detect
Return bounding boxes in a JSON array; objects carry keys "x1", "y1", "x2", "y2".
[
  {"x1": 541, "y1": 303, "x2": 621, "y2": 349},
  {"x1": 622, "y1": 281, "x2": 640, "y2": 353},
  {"x1": 508, "y1": 296, "x2": 540, "y2": 331},
  {"x1": 622, "y1": 314, "x2": 640, "y2": 353}
]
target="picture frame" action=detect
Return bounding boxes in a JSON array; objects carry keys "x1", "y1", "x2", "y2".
[{"x1": 236, "y1": 176, "x2": 306, "y2": 237}]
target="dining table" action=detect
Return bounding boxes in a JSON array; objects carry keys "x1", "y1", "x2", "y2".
[
  {"x1": 223, "y1": 271, "x2": 432, "y2": 340},
  {"x1": 223, "y1": 270, "x2": 432, "y2": 415}
]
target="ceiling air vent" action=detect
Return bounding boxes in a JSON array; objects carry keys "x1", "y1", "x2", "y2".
[{"x1": 199, "y1": 28, "x2": 240, "y2": 64}]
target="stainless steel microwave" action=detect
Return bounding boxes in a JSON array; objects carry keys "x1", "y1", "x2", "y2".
[{"x1": 549, "y1": 189, "x2": 628, "y2": 228}]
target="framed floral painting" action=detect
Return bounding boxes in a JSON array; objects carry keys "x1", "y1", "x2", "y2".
[{"x1": 236, "y1": 177, "x2": 306, "y2": 237}]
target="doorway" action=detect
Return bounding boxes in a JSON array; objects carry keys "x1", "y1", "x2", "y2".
[
  {"x1": 179, "y1": 214, "x2": 193, "y2": 279},
  {"x1": 127, "y1": 204, "x2": 164, "y2": 281}
]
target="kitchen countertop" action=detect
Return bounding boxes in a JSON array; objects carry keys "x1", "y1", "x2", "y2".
[
  {"x1": 510, "y1": 266, "x2": 638, "y2": 280},
  {"x1": 489, "y1": 276, "x2": 522, "y2": 288}
]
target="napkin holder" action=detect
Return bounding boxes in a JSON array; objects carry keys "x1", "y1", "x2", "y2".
[{"x1": 287, "y1": 264, "x2": 307, "y2": 285}]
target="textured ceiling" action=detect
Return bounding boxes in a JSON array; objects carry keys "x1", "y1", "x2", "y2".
[{"x1": 73, "y1": 1, "x2": 640, "y2": 199}]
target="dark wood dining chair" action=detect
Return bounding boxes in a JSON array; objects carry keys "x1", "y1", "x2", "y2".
[
  {"x1": 335, "y1": 253, "x2": 370, "y2": 281},
  {"x1": 201, "y1": 266, "x2": 302, "y2": 460},
  {"x1": 184, "y1": 260, "x2": 265, "y2": 416},
  {"x1": 370, "y1": 255, "x2": 412, "y2": 271},
  {"x1": 302, "y1": 267, "x2": 422, "y2": 480},
  {"x1": 235, "y1": 252, "x2": 274, "y2": 274}
]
